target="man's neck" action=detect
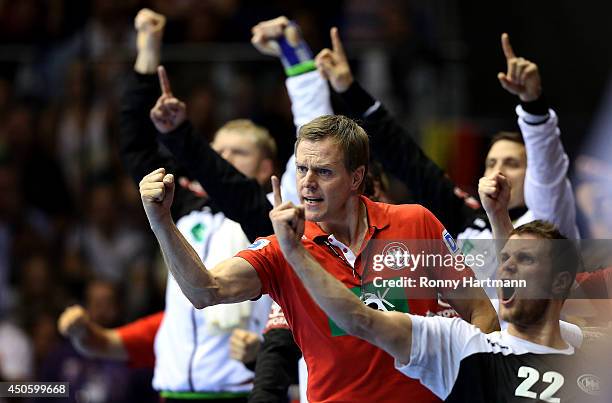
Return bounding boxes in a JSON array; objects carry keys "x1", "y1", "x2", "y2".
[
  {"x1": 319, "y1": 196, "x2": 368, "y2": 254},
  {"x1": 507, "y1": 306, "x2": 568, "y2": 349}
]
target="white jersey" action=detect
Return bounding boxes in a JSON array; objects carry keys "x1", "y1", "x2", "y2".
[
  {"x1": 153, "y1": 208, "x2": 271, "y2": 392},
  {"x1": 456, "y1": 105, "x2": 583, "y2": 346},
  {"x1": 396, "y1": 315, "x2": 601, "y2": 402}
]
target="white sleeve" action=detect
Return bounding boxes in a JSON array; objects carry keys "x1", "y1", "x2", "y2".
[
  {"x1": 280, "y1": 70, "x2": 333, "y2": 206},
  {"x1": 559, "y1": 320, "x2": 583, "y2": 348},
  {"x1": 395, "y1": 315, "x2": 485, "y2": 400},
  {"x1": 285, "y1": 70, "x2": 332, "y2": 129},
  {"x1": 517, "y1": 106, "x2": 580, "y2": 239}
]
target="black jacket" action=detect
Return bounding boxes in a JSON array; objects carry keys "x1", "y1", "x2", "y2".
[{"x1": 119, "y1": 72, "x2": 274, "y2": 242}]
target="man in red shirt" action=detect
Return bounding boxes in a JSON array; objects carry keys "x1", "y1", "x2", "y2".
[{"x1": 139, "y1": 113, "x2": 498, "y2": 402}]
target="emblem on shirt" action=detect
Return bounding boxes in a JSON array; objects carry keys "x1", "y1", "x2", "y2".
[
  {"x1": 361, "y1": 287, "x2": 396, "y2": 312},
  {"x1": 442, "y1": 230, "x2": 459, "y2": 254},
  {"x1": 247, "y1": 239, "x2": 270, "y2": 250},
  {"x1": 328, "y1": 281, "x2": 410, "y2": 336},
  {"x1": 577, "y1": 374, "x2": 601, "y2": 396},
  {"x1": 264, "y1": 302, "x2": 289, "y2": 332},
  {"x1": 191, "y1": 223, "x2": 207, "y2": 242}
]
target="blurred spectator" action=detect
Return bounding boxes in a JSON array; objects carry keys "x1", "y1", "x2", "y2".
[
  {"x1": 13, "y1": 253, "x2": 68, "y2": 332},
  {"x1": 56, "y1": 60, "x2": 113, "y2": 200},
  {"x1": 66, "y1": 180, "x2": 149, "y2": 283},
  {"x1": 0, "y1": 162, "x2": 52, "y2": 313},
  {"x1": 37, "y1": 280, "x2": 156, "y2": 403},
  {"x1": 2, "y1": 103, "x2": 72, "y2": 220},
  {"x1": 187, "y1": 85, "x2": 217, "y2": 141},
  {"x1": 0, "y1": 317, "x2": 33, "y2": 382}
]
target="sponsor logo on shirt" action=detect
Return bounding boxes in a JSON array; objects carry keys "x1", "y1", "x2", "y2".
[
  {"x1": 577, "y1": 374, "x2": 601, "y2": 396},
  {"x1": 248, "y1": 239, "x2": 270, "y2": 250},
  {"x1": 264, "y1": 303, "x2": 289, "y2": 332},
  {"x1": 443, "y1": 229, "x2": 459, "y2": 254},
  {"x1": 328, "y1": 281, "x2": 410, "y2": 336},
  {"x1": 191, "y1": 223, "x2": 207, "y2": 242}
]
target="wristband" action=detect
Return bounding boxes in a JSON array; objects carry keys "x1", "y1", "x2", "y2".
[{"x1": 278, "y1": 22, "x2": 316, "y2": 76}]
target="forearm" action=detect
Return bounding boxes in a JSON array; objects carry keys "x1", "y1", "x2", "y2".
[
  {"x1": 134, "y1": 36, "x2": 161, "y2": 74},
  {"x1": 119, "y1": 72, "x2": 166, "y2": 184},
  {"x1": 70, "y1": 324, "x2": 127, "y2": 361},
  {"x1": 339, "y1": 81, "x2": 479, "y2": 237},
  {"x1": 285, "y1": 248, "x2": 375, "y2": 339},
  {"x1": 152, "y1": 218, "x2": 220, "y2": 308},
  {"x1": 489, "y1": 210, "x2": 514, "y2": 245},
  {"x1": 445, "y1": 285, "x2": 500, "y2": 333},
  {"x1": 518, "y1": 104, "x2": 579, "y2": 238},
  {"x1": 467, "y1": 300, "x2": 500, "y2": 333}
]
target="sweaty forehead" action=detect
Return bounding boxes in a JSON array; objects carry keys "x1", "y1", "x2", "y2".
[{"x1": 296, "y1": 139, "x2": 345, "y2": 166}]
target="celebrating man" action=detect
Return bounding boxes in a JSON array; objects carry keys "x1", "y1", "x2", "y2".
[
  {"x1": 140, "y1": 111, "x2": 498, "y2": 402},
  {"x1": 268, "y1": 165, "x2": 600, "y2": 402}
]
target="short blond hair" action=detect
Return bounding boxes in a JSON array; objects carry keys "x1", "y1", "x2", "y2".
[
  {"x1": 296, "y1": 115, "x2": 369, "y2": 190},
  {"x1": 215, "y1": 119, "x2": 277, "y2": 161},
  {"x1": 297, "y1": 115, "x2": 369, "y2": 173}
]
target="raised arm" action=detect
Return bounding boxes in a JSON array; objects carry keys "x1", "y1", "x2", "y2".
[
  {"x1": 251, "y1": 16, "x2": 333, "y2": 205},
  {"x1": 479, "y1": 173, "x2": 514, "y2": 247},
  {"x1": 268, "y1": 176, "x2": 413, "y2": 363},
  {"x1": 149, "y1": 66, "x2": 273, "y2": 242},
  {"x1": 58, "y1": 305, "x2": 127, "y2": 361},
  {"x1": 119, "y1": 8, "x2": 203, "y2": 220},
  {"x1": 316, "y1": 28, "x2": 482, "y2": 238},
  {"x1": 139, "y1": 168, "x2": 262, "y2": 308},
  {"x1": 498, "y1": 33, "x2": 579, "y2": 239}
]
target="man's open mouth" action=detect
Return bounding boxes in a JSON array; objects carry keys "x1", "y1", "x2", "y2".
[
  {"x1": 500, "y1": 286, "x2": 516, "y2": 305},
  {"x1": 303, "y1": 197, "x2": 323, "y2": 205}
]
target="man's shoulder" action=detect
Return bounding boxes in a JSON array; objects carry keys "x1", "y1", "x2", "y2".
[
  {"x1": 380, "y1": 202, "x2": 441, "y2": 231},
  {"x1": 372, "y1": 200, "x2": 429, "y2": 220},
  {"x1": 243, "y1": 235, "x2": 280, "y2": 252}
]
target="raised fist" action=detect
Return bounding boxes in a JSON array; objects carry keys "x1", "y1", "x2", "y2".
[
  {"x1": 135, "y1": 8, "x2": 166, "y2": 53},
  {"x1": 251, "y1": 16, "x2": 291, "y2": 57},
  {"x1": 269, "y1": 176, "x2": 305, "y2": 258},
  {"x1": 229, "y1": 329, "x2": 261, "y2": 364},
  {"x1": 139, "y1": 167, "x2": 175, "y2": 228},
  {"x1": 497, "y1": 33, "x2": 542, "y2": 102},
  {"x1": 478, "y1": 173, "x2": 511, "y2": 217},
  {"x1": 58, "y1": 305, "x2": 90, "y2": 339}
]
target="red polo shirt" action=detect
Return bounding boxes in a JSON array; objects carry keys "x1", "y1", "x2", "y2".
[{"x1": 237, "y1": 196, "x2": 475, "y2": 403}]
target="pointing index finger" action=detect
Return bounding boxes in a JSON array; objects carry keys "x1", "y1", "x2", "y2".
[
  {"x1": 271, "y1": 176, "x2": 282, "y2": 207},
  {"x1": 330, "y1": 27, "x2": 346, "y2": 59},
  {"x1": 157, "y1": 66, "x2": 173, "y2": 96},
  {"x1": 501, "y1": 33, "x2": 516, "y2": 60}
]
